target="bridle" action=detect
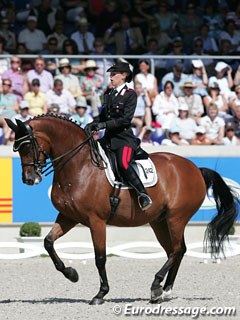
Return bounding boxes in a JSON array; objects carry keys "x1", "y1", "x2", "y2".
[{"x1": 14, "y1": 123, "x2": 107, "y2": 177}]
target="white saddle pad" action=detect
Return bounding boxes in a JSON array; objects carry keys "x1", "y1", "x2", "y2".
[{"x1": 98, "y1": 143, "x2": 158, "y2": 189}]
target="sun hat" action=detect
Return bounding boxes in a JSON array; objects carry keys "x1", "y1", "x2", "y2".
[
  {"x1": 19, "y1": 100, "x2": 30, "y2": 109},
  {"x1": 169, "y1": 126, "x2": 180, "y2": 134},
  {"x1": 84, "y1": 60, "x2": 98, "y2": 70},
  {"x1": 196, "y1": 126, "x2": 206, "y2": 134},
  {"x1": 76, "y1": 96, "x2": 87, "y2": 108},
  {"x1": 59, "y1": 58, "x2": 71, "y2": 68},
  {"x1": 180, "y1": 81, "x2": 196, "y2": 89},
  {"x1": 192, "y1": 59, "x2": 204, "y2": 69},
  {"x1": 215, "y1": 61, "x2": 228, "y2": 72},
  {"x1": 209, "y1": 81, "x2": 220, "y2": 89},
  {"x1": 178, "y1": 103, "x2": 189, "y2": 111},
  {"x1": 27, "y1": 15, "x2": 37, "y2": 22}
]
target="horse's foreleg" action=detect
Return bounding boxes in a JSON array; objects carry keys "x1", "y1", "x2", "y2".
[
  {"x1": 44, "y1": 213, "x2": 78, "y2": 282},
  {"x1": 89, "y1": 220, "x2": 109, "y2": 305}
]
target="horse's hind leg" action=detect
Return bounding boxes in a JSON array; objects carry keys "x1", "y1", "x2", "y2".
[{"x1": 44, "y1": 213, "x2": 78, "y2": 282}]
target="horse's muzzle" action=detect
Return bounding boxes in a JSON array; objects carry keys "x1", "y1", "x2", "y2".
[{"x1": 23, "y1": 172, "x2": 42, "y2": 186}]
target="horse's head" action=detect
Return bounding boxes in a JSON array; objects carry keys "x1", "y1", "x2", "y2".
[{"x1": 5, "y1": 118, "x2": 49, "y2": 186}]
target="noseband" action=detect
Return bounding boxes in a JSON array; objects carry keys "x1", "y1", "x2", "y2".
[{"x1": 14, "y1": 124, "x2": 49, "y2": 175}]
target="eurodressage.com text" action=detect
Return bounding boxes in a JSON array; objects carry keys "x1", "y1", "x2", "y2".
[{"x1": 112, "y1": 304, "x2": 236, "y2": 318}]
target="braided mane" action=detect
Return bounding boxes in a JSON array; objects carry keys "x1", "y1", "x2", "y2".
[{"x1": 28, "y1": 113, "x2": 83, "y2": 130}]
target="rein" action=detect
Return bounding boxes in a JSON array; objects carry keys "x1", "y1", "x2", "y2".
[{"x1": 15, "y1": 123, "x2": 107, "y2": 177}]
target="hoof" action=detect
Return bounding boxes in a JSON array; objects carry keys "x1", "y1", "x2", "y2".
[
  {"x1": 150, "y1": 286, "x2": 163, "y2": 304},
  {"x1": 89, "y1": 297, "x2": 104, "y2": 305},
  {"x1": 64, "y1": 267, "x2": 79, "y2": 282}
]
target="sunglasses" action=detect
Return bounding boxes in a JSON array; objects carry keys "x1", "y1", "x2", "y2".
[
  {"x1": 11, "y1": 60, "x2": 20, "y2": 64},
  {"x1": 3, "y1": 82, "x2": 11, "y2": 86}
]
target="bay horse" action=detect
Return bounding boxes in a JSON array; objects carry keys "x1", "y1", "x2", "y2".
[{"x1": 6, "y1": 115, "x2": 238, "y2": 305}]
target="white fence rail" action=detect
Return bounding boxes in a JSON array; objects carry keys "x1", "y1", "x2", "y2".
[{"x1": 0, "y1": 240, "x2": 239, "y2": 261}]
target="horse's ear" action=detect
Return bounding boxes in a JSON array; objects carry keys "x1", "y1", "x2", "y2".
[
  {"x1": 4, "y1": 118, "x2": 18, "y2": 133},
  {"x1": 16, "y1": 119, "x2": 28, "y2": 133}
]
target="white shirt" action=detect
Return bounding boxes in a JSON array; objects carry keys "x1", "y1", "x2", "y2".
[
  {"x1": 70, "y1": 31, "x2": 95, "y2": 53},
  {"x1": 18, "y1": 28, "x2": 47, "y2": 52},
  {"x1": 178, "y1": 94, "x2": 204, "y2": 117},
  {"x1": 222, "y1": 136, "x2": 239, "y2": 145},
  {"x1": 152, "y1": 91, "x2": 179, "y2": 117},
  {"x1": 199, "y1": 115, "x2": 225, "y2": 140},
  {"x1": 46, "y1": 89, "x2": 76, "y2": 114},
  {"x1": 135, "y1": 72, "x2": 156, "y2": 91},
  {"x1": 175, "y1": 117, "x2": 198, "y2": 140}
]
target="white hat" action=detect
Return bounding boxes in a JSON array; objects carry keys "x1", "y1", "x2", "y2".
[
  {"x1": 20, "y1": 101, "x2": 29, "y2": 109},
  {"x1": 59, "y1": 58, "x2": 70, "y2": 67},
  {"x1": 27, "y1": 15, "x2": 37, "y2": 22},
  {"x1": 215, "y1": 61, "x2": 228, "y2": 72},
  {"x1": 76, "y1": 96, "x2": 87, "y2": 108},
  {"x1": 169, "y1": 126, "x2": 180, "y2": 134},
  {"x1": 178, "y1": 103, "x2": 189, "y2": 111},
  {"x1": 192, "y1": 59, "x2": 204, "y2": 68},
  {"x1": 84, "y1": 60, "x2": 98, "y2": 70},
  {"x1": 196, "y1": 126, "x2": 206, "y2": 134},
  {"x1": 76, "y1": 17, "x2": 88, "y2": 25}
]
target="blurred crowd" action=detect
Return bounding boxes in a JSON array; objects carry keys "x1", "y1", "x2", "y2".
[{"x1": 0, "y1": 0, "x2": 240, "y2": 146}]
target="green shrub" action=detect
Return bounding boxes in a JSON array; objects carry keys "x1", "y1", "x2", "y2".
[{"x1": 20, "y1": 222, "x2": 41, "y2": 237}]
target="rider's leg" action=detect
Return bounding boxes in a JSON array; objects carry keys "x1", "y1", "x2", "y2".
[{"x1": 115, "y1": 146, "x2": 152, "y2": 210}]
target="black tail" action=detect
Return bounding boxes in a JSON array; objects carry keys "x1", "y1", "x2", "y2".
[{"x1": 200, "y1": 167, "x2": 239, "y2": 256}]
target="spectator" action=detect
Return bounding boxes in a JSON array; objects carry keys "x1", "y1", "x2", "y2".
[
  {"x1": 198, "y1": 24, "x2": 218, "y2": 54},
  {"x1": 132, "y1": 81, "x2": 152, "y2": 134},
  {"x1": 46, "y1": 79, "x2": 76, "y2": 117},
  {"x1": 130, "y1": 0, "x2": 153, "y2": 38},
  {"x1": 134, "y1": 59, "x2": 158, "y2": 102},
  {"x1": 0, "y1": 79, "x2": 19, "y2": 119},
  {"x1": 153, "y1": 1, "x2": 178, "y2": 36},
  {"x1": 138, "y1": 126, "x2": 159, "y2": 145},
  {"x1": 203, "y1": 82, "x2": 228, "y2": 119},
  {"x1": 209, "y1": 61, "x2": 235, "y2": 103},
  {"x1": 55, "y1": 58, "x2": 82, "y2": 99},
  {"x1": 143, "y1": 38, "x2": 167, "y2": 81},
  {"x1": 203, "y1": 3, "x2": 224, "y2": 40},
  {"x1": 161, "y1": 62, "x2": 188, "y2": 97},
  {"x1": 190, "y1": 126, "x2": 212, "y2": 145},
  {"x1": 30, "y1": 0, "x2": 60, "y2": 36},
  {"x1": 12, "y1": 100, "x2": 32, "y2": 124},
  {"x1": 62, "y1": 38, "x2": 86, "y2": 75},
  {"x1": 18, "y1": 15, "x2": 47, "y2": 53},
  {"x1": 145, "y1": 21, "x2": 172, "y2": 54},
  {"x1": 161, "y1": 126, "x2": 189, "y2": 146},
  {"x1": 24, "y1": 78, "x2": 48, "y2": 116},
  {"x1": 91, "y1": 37, "x2": 114, "y2": 88},
  {"x1": 226, "y1": 105, "x2": 240, "y2": 136},
  {"x1": 199, "y1": 102, "x2": 225, "y2": 145},
  {"x1": 70, "y1": 17, "x2": 95, "y2": 54},
  {"x1": 60, "y1": 0, "x2": 87, "y2": 23},
  {"x1": 70, "y1": 96, "x2": 93, "y2": 128},
  {"x1": 0, "y1": 17, "x2": 16, "y2": 53},
  {"x1": 188, "y1": 59, "x2": 208, "y2": 97},
  {"x1": 178, "y1": 2, "x2": 203, "y2": 50},
  {"x1": 178, "y1": 81, "x2": 204, "y2": 124},
  {"x1": 219, "y1": 19, "x2": 239, "y2": 53},
  {"x1": 79, "y1": 60, "x2": 103, "y2": 119},
  {"x1": 47, "y1": 103, "x2": 60, "y2": 114},
  {"x1": 234, "y1": 64, "x2": 240, "y2": 86},
  {"x1": 27, "y1": 57, "x2": 54, "y2": 93},
  {"x1": 218, "y1": 38, "x2": 238, "y2": 72},
  {"x1": 0, "y1": 36, "x2": 9, "y2": 76},
  {"x1": 190, "y1": 37, "x2": 214, "y2": 72},
  {"x1": 95, "y1": 0, "x2": 121, "y2": 38},
  {"x1": 47, "y1": 20, "x2": 68, "y2": 52},
  {"x1": 230, "y1": 85, "x2": 240, "y2": 113},
  {"x1": 39, "y1": 37, "x2": 58, "y2": 75},
  {"x1": 174, "y1": 103, "x2": 198, "y2": 141},
  {"x1": 222, "y1": 121, "x2": 239, "y2": 145},
  {"x1": 104, "y1": 14, "x2": 145, "y2": 55},
  {"x1": 2, "y1": 56, "x2": 29, "y2": 102},
  {"x1": 152, "y1": 81, "x2": 179, "y2": 131},
  {"x1": 164, "y1": 37, "x2": 191, "y2": 72}
]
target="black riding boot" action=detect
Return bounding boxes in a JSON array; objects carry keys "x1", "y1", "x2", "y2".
[{"x1": 124, "y1": 164, "x2": 152, "y2": 211}]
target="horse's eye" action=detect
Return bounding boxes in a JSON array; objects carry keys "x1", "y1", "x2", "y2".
[{"x1": 21, "y1": 144, "x2": 31, "y2": 154}]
